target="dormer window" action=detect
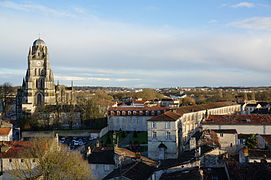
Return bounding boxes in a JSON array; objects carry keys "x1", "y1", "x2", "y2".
[
  {"x1": 122, "y1": 111, "x2": 126, "y2": 115},
  {"x1": 139, "y1": 111, "x2": 143, "y2": 115},
  {"x1": 151, "y1": 111, "x2": 155, "y2": 115},
  {"x1": 128, "y1": 111, "x2": 131, "y2": 115},
  {"x1": 133, "y1": 111, "x2": 137, "y2": 115},
  {"x1": 146, "y1": 111, "x2": 149, "y2": 116},
  {"x1": 117, "y1": 111, "x2": 120, "y2": 115}
]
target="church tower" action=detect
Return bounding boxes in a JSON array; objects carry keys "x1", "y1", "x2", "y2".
[{"x1": 19, "y1": 39, "x2": 56, "y2": 114}]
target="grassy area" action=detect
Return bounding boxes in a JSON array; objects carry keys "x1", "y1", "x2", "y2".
[
  {"x1": 131, "y1": 132, "x2": 147, "y2": 144},
  {"x1": 100, "y1": 131, "x2": 127, "y2": 146}
]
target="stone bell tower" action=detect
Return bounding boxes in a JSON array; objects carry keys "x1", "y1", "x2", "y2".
[{"x1": 19, "y1": 38, "x2": 56, "y2": 114}]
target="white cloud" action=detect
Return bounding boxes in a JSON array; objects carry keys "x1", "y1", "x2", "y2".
[
  {"x1": 0, "y1": 1, "x2": 80, "y2": 17},
  {"x1": 231, "y1": 2, "x2": 255, "y2": 8},
  {"x1": 208, "y1": 19, "x2": 218, "y2": 24},
  {"x1": 228, "y1": 17, "x2": 271, "y2": 31}
]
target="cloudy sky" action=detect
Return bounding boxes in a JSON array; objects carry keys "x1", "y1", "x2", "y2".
[{"x1": 1, "y1": 0, "x2": 271, "y2": 88}]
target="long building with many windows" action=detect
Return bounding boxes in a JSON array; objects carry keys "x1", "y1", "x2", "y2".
[{"x1": 147, "y1": 102, "x2": 241, "y2": 160}]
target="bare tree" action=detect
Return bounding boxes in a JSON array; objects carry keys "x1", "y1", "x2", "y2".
[
  {"x1": 0, "y1": 82, "x2": 13, "y2": 117},
  {"x1": 8, "y1": 138, "x2": 92, "y2": 179}
]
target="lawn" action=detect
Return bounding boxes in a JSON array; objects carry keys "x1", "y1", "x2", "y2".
[
  {"x1": 131, "y1": 131, "x2": 147, "y2": 144},
  {"x1": 100, "y1": 131, "x2": 127, "y2": 146}
]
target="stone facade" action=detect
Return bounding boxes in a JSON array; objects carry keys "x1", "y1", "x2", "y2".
[{"x1": 16, "y1": 39, "x2": 75, "y2": 117}]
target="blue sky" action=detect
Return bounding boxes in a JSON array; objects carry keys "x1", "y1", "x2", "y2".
[{"x1": 1, "y1": 0, "x2": 271, "y2": 87}]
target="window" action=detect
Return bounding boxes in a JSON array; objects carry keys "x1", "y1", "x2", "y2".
[
  {"x1": 122, "y1": 111, "x2": 126, "y2": 115},
  {"x1": 133, "y1": 111, "x2": 137, "y2": 115},
  {"x1": 220, "y1": 133, "x2": 223, "y2": 137},
  {"x1": 128, "y1": 111, "x2": 131, "y2": 115},
  {"x1": 117, "y1": 111, "x2": 120, "y2": 115},
  {"x1": 153, "y1": 131, "x2": 157, "y2": 139},
  {"x1": 139, "y1": 111, "x2": 143, "y2": 115},
  {"x1": 165, "y1": 122, "x2": 170, "y2": 129},
  {"x1": 33, "y1": 159, "x2": 36, "y2": 163},
  {"x1": 145, "y1": 111, "x2": 149, "y2": 115},
  {"x1": 21, "y1": 159, "x2": 24, "y2": 163},
  {"x1": 9, "y1": 159, "x2": 12, "y2": 163},
  {"x1": 230, "y1": 143, "x2": 233, "y2": 147},
  {"x1": 166, "y1": 131, "x2": 171, "y2": 140},
  {"x1": 151, "y1": 111, "x2": 155, "y2": 115},
  {"x1": 152, "y1": 122, "x2": 157, "y2": 129}
]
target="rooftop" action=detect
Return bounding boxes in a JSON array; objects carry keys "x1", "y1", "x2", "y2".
[
  {"x1": 108, "y1": 106, "x2": 169, "y2": 111},
  {"x1": 148, "y1": 111, "x2": 181, "y2": 121},
  {"x1": 0, "y1": 128, "x2": 11, "y2": 136},
  {"x1": 88, "y1": 146, "x2": 115, "y2": 164},
  {"x1": 212, "y1": 129, "x2": 237, "y2": 134},
  {"x1": 103, "y1": 161, "x2": 155, "y2": 180},
  {"x1": 203, "y1": 115, "x2": 271, "y2": 125},
  {"x1": 0, "y1": 141, "x2": 34, "y2": 158},
  {"x1": 175, "y1": 102, "x2": 237, "y2": 116}
]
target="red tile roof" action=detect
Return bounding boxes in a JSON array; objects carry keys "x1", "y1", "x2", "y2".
[
  {"x1": 175, "y1": 102, "x2": 238, "y2": 116},
  {"x1": 148, "y1": 111, "x2": 181, "y2": 121},
  {"x1": 203, "y1": 115, "x2": 271, "y2": 125},
  {"x1": 0, "y1": 141, "x2": 34, "y2": 158},
  {"x1": 108, "y1": 106, "x2": 169, "y2": 111},
  {"x1": 0, "y1": 128, "x2": 11, "y2": 136}
]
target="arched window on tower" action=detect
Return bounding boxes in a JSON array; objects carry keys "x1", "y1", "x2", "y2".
[{"x1": 37, "y1": 93, "x2": 43, "y2": 105}]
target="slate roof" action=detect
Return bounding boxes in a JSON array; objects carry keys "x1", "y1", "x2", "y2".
[
  {"x1": 103, "y1": 161, "x2": 155, "y2": 180},
  {"x1": 160, "y1": 167, "x2": 202, "y2": 180},
  {"x1": 203, "y1": 115, "x2": 271, "y2": 125},
  {"x1": 148, "y1": 111, "x2": 181, "y2": 121},
  {"x1": 212, "y1": 129, "x2": 237, "y2": 134},
  {"x1": 88, "y1": 147, "x2": 115, "y2": 165},
  {"x1": 249, "y1": 149, "x2": 271, "y2": 159},
  {"x1": 251, "y1": 108, "x2": 271, "y2": 115}
]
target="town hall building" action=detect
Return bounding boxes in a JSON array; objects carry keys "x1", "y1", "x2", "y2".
[{"x1": 16, "y1": 38, "x2": 75, "y2": 117}]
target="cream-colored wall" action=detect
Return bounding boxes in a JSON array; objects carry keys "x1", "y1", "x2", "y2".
[
  {"x1": 203, "y1": 124, "x2": 271, "y2": 135},
  {"x1": 148, "y1": 121, "x2": 178, "y2": 160},
  {"x1": 108, "y1": 116, "x2": 152, "y2": 131},
  {"x1": 147, "y1": 104, "x2": 241, "y2": 160},
  {"x1": 0, "y1": 129, "x2": 12, "y2": 141},
  {"x1": 1, "y1": 158, "x2": 38, "y2": 171}
]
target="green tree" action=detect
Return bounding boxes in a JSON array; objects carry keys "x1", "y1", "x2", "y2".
[{"x1": 245, "y1": 134, "x2": 257, "y2": 149}]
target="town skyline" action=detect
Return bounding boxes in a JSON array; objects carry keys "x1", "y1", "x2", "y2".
[{"x1": 1, "y1": 0, "x2": 271, "y2": 88}]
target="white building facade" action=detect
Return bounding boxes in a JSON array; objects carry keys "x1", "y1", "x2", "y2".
[
  {"x1": 108, "y1": 107, "x2": 169, "y2": 131},
  {"x1": 148, "y1": 102, "x2": 241, "y2": 160}
]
